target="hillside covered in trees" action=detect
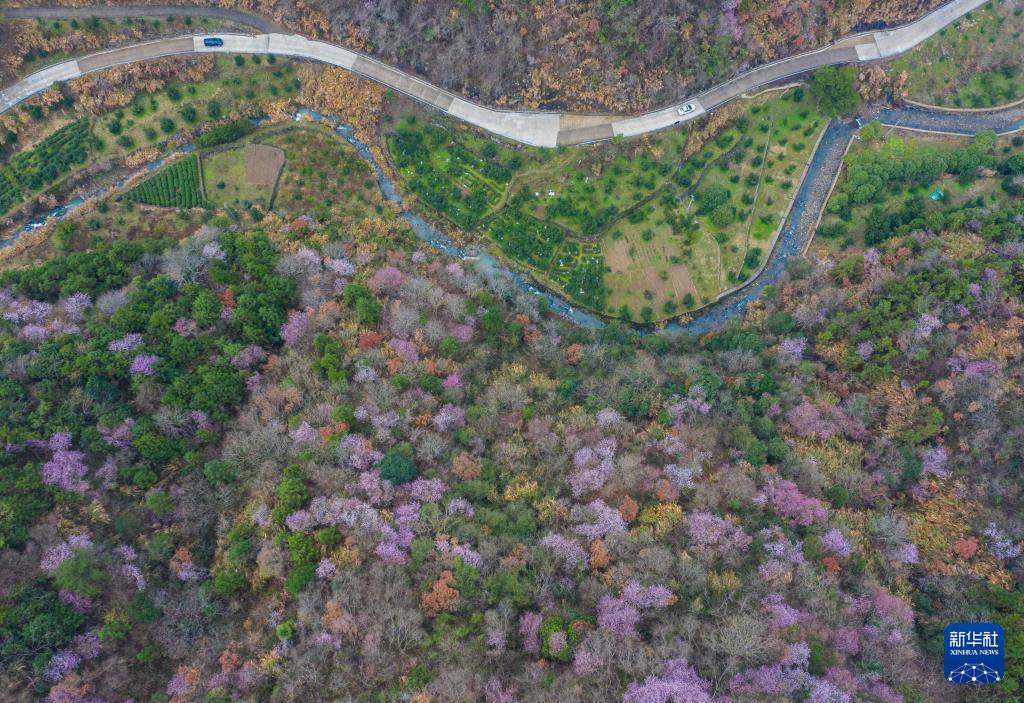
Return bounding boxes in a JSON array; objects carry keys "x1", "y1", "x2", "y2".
[
  {"x1": 1, "y1": 4, "x2": 1023, "y2": 700},
  {"x1": 307, "y1": 0, "x2": 943, "y2": 111},
  {"x1": 1, "y1": 160, "x2": 1023, "y2": 701}
]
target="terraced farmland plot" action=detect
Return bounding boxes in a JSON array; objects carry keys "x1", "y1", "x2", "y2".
[
  {"x1": 266, "y1": 127, "x2": 384, "y2": 224},
  {"x1": 524, "y1": 136, "x2": 686, "y2": 236},
  {"x1": 602, "y1": 93, "x2": 823, "y2": 318},
  {"x1": 814, "y1": 127, "x2": 1022, "y2": 255},
  {"x1": 202, "y1": 145, "x2": 279, "y2": 210},
  {"x1": 891, "y1": 0, "x2": 1024, "y2": 108}
]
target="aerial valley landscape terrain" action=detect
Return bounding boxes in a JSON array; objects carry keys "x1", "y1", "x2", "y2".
[{"x1": 0, "y1": 0, "x2": 1023, "y2": 701}]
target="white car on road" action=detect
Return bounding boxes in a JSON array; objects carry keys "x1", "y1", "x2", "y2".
[{"x1": 677, "y1": 103, "x2": 696, "y2": 115}]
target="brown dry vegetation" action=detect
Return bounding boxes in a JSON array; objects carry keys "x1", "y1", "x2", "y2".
[
  {"x1": 316, "y1": 0, "x2": 944, "y2": 111},
  {"x1": 296, "y1": 64, "x2": 383, "y2": 142},
  {"x1": 244, "y1": 143, "x2": 284, "y2": 186},
  {"x1": 69, "y1": 55, "x2": 217, "y2": 114},
  {"x1": 4, "y1": 0, "x2": 943, "y2": 112}
]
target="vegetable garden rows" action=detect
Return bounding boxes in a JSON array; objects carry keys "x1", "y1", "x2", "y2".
[{"x1": 123, "y1": 154, "x2": 206, "y2": 208}]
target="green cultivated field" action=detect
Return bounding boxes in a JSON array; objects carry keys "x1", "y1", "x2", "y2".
[
  {"x1": 0, "y1": 56, "x2": 301, "y2": 220},
  {"x1": 123, "y1": 153, "x2": 205, "y2": 208},
  {"x1": 0, "y1": 119, "x2": 95, "y2": 216},
  {"x1": 388, "y1": 89, "x2": 824, "y2": 321},
  {"x1": 202, "y1": 148, "x2": 266, "y2": 210},
  {"x1": 0, "y1": 124, "x2": 391, "y2": 267},
  {"x1": 388, "y1": 120, "x2": 512, "y2": 231},
  {"x1": 99, "y1": 56, "x2": 297, "y2": 158},
  {"x1": 270, "y1": 127, "x2": 381, "y2": 223}
]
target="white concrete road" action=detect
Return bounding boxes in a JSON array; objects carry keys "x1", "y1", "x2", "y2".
[
  {"x1": 0, "y1": 61, "x2": 81, "y2": 111},
  {"x1": 0, "y1": 0, "x2": 991, "y2": 147},
  {"x1": 872, "y1": 0, "x2": 989, "y2": 56}
]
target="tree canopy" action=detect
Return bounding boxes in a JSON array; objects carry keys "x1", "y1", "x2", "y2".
[{"x1": 811, "y1": 66, "x2": 859, "y2": 117}]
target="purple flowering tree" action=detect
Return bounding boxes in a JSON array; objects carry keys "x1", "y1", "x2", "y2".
[
  {"x1": 770, "y1": 480, "x2": 827, "y2": 526},
  {"x1": 316, "y1": 558, "x2": 337, "y2": 579},
  {"x1": 541, "y1": 533, "x2": 588, "y2": 569},
  {"x1": 173, "y1": 317, "x2": 200, "y2": 337},
  {"x1": 40, "y1": 433, "x2": 89, "y2": 493},
  {"x1": 623, "y1": 659, "x2": 714, "y2": 703},
  {"x1": 231, "y1": 344, "x2": 266, "y2": 369},
  {"x1": 597, "y1": 594, "x2": 642, "y2": 639},
  {"x1": 777, "y1": 338, "x2": 806, "y2": 369},
  {"x1": 289, "y1": 422, "x2": 320, "y2": 445},
  {"x1": 920, "y1": 446, "x2": 948, "y2": 477},
  {"x1": 822, "y1": 528, "x2": 852, "y2": 559},
  {"x1": 41, "y1": 543, "x2": 74, "y2": 574},
  {"x1": 452, "y1": 544, "x2": 483, "y2": 567},
  {"x1": 596, "y1": 407, "x2": 624, "y2": 427},
  {"x1": 407, "y1": 478, "x2": 445, "y2": 503},
  {"x1": 59, "y1": 292, "x2": 91, "y2": 321},
  {"x1": 390, "y1": 337, "x2": 419, "y2": 364},
  {"x1": 433, "y1": 404, "x2": 466, "y2": 432},
  {"x1": 687, "y1": 511, "x2": 752, "y2": 563},
  {"x1": 280, "y1": 310, "x2": 309, "y2": 346},
  {"x1": 622, "y1": 581, "x2": 674, "y2": 608},
  {"x1": 108, "y1": 332, "x2": 143, "y2": 352},
  {"x1": 45, "y1": 650, "x2": 81, "y2": 681},
  {"x1": 730, "y1": 664, "x2": 809, "y2": 697},
  {"x1": 201, "y1": 241, "x2": 226, "y2": 261},
  {"x1": 446, "y1": 498, "x2": 474, "y2": 517},
  {"x1": 719, "y1": 0, "x2": 743, "y2": 41},
  {"x1": 983, "y1": 522, "x2": 1022, "y2": 560},
  {"x1": 567, "y1": 437, "x2": 616, "y2": 497},
  {"x1": 762, "y1": 594, "x2": 802, "y2": 628},
  {"x1": 484, "y1": 676, "x2": 518, "y2": 703},
  {"x1": 129, "y1": 354, "x2": 160, "y2": 376},
  {"x1": 519, "y1": 611, "x2": 542, "y2": 654},
  {"x1": 572, "y1": 648, "x2": 604, "y2": 675},
  {"x1": 597, "y1": 581, "x2": 674, "y2": 640},
  {"x1": 571, "y1": 499, "x2": 626, "y2": 540},
  {"x1": 369, "y1": 266, "x2": 404, "y2": 294}
]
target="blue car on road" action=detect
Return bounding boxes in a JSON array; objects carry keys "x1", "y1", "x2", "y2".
[{"x1": 203, "y1": 37, "x2": 224, "y2": 47}]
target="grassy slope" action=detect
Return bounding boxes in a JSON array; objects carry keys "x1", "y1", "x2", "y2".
[{"x1": 890, "y1": 0, "x2": 1024, "y2": 108}]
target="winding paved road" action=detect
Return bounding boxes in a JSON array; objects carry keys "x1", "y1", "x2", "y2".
[{"x1": 0, "y1": 0, "x2": 989, "y2": 147}]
